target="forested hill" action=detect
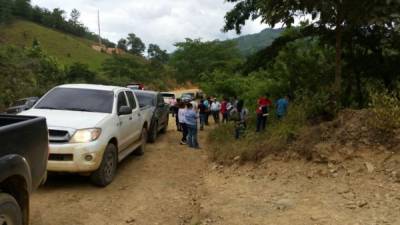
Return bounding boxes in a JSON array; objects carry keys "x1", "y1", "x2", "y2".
[{"x1": 231, "y1": 28, "x2": 284, "y2": 56}]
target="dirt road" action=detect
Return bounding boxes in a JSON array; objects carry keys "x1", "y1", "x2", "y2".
[
  {"x1": 30, "y1": 116, "x2": 400, "y2": 225},
  {"x1": 30, "y1": 116, "x2": 208, "y2": 225}
]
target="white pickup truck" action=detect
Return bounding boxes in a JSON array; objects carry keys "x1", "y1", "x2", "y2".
[{"x1": 20, "y1": 84, "x2": 149, "y2": 186}]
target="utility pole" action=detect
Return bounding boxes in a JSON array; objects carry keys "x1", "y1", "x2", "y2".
[{"x1": 98, "y1": 9, "x2": 102, "y2": 46}]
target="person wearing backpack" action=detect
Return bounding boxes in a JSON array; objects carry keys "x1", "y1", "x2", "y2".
[
  {"x1": 230, "y1": 100, "x2": 248, "y2": 139},
  {"x1": 256, "y1": 93, "x2": 272, "y2": 132}
]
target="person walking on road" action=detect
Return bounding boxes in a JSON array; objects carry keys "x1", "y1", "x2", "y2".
[
  {"x1": 210, "y1": 98, "x2": 221, "y2": 124},
  {"x1": 185, "y1": 103, "x2": 200, "y2": 149},
  {"x1": 276, "y1": 95, "x2": 290, "y2": 120},
  {"x1": 198, "y1": 100, "x2": 207, "y2": 130},
  {"x1": 230, "y1": 100, "x2": 248, "y2": 139},
  {"x1": 204, "y1": 97, "x2": 211, "y2": 126},
  {"x1": 178, "y1": 102, "x2": 188, "y2": 145},
  {"x1": 221, "y1": 97, "x2": 229, "y2": 123},
  {"x1": 174, "y1": 98, "x2": 182, "y2": 131},
  {"x1": 256, "y1": 93, "x2": 272, "y2": 132}
]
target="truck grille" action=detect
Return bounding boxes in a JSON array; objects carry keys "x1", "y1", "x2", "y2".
[
  {"x1": 48, "y1": 129, "x2": 70, "y2": 143},
  {"x1": 49, "y1": 154, "x2": 73, "y2": 161}
]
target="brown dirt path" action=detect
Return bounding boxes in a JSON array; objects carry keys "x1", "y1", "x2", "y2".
[
  {"x1": 30, "y1": 116, "x2": 209, "y2": 225},
  {"x1": 29, "y1": 112, "x2": 400, "y2": 225}
]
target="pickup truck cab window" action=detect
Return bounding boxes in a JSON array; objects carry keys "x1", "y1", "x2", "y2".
[
  {"x1": 126, "y1": 91, "x2": 137, "y2": 109},
  {"x1": 157, "y1": 94, "x2": 164, "y2": 106},
  {"x1": 135, "y1": 92, "x2": 156, "y2": 107},
  {"x1": 117, "y1": 92, "x2": 129, "y2": 110}
]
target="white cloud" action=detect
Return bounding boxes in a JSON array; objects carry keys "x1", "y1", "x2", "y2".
[{"x1": 31, "y1": 0, "x2": 267, "y2": 52}]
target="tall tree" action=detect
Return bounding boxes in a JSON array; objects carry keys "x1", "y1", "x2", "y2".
[
  {"x1": 147, "y1": 44, "x2": 169, "y2": 63},
  {"x1": 13, "y1": 0, "x2": 31, "y2": 18},
  {"x1": 170, "y1": 39, "x2": 242, "y2": 81},
  {"x1": 127, "y1": 33, "x2": 145, "y2": 56},
  {"x1": 69, "y1": 8, "x2": 80, "y2": 25},
  {"x1": 0, "y1": 0, "x2": 13, "y2": 23},
  {"x1": 117, "y1": 38, "x2": 128, "y2": 51},
  {"x1": 223, "y1": 0, "x2": 400, "y2": 104}
]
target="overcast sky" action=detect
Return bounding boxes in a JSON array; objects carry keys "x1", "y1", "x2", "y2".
[{"x1": 31, "y1": 0, "x2": 267, "y2": 52}]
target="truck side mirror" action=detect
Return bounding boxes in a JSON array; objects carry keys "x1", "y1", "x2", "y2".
[{"x1": 118, "y1": 106, "x2": 132, "y2": 115}]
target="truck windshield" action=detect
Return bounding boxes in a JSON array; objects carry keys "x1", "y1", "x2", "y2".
[
  {"x1": 162, "y1": 93, "x2": 175, "y2": 98},
  {"x1": 35, "y1": 88, "x2": 114, "y2": 113},
  {"x1": 135, "y1": 92, "x2": 155, "y2": 107}
]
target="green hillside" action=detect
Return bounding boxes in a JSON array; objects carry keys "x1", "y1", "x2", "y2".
[
  {"x1": 232, "y1": 28, "x2": 284, "y2": 56},
  {"x1": 0, "y1": 20, "x2": 110, "y2": 71}
]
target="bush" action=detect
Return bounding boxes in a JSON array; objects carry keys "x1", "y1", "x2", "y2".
[
  {"x1": 369, "y1": 90, "x2": 400, "y2": 131},
  {"x1": 207, "y1": 103, "x2": 307, "y2": 164}
]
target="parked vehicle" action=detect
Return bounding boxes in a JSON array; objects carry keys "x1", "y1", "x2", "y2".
[
  {"x1": 0, "y1": 115, "x2": 49, "y2": 225},
  {"x1": 195, "y1": 91, "x2": 204, "y2": 99},
  {"x1": 161, "y1": 92, "x2": 176, "y2": 114},
  {"x1": 161, "y1": 92, "x2": 176, "y2": 105},
  {"x1": 20, "y1": 84, "x2": 148, "y2": 187},
  {"x1": 127, "y1": 83, "x2": 144, "y2": 90},
  {"x1": 181, "y1": 92, "x2": 195, "y2": 100},
  {"x1": 134, "y1": 90, "x2": 169, "y2": 143},
  {"x1": 6, "y1": 97, "x2": 39, "y2": 114}
]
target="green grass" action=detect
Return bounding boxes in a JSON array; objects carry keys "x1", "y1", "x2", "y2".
[
  {"x1": 207, "y1": 104, "x2": 307, "y2": 164},
  {"x1": 0, "y1": 20, "x2": 110, "y2": 71}
]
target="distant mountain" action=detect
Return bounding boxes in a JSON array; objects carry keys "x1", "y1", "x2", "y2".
[{"x1": 232, "y1": 28, "x2": 284, "y2": 56}]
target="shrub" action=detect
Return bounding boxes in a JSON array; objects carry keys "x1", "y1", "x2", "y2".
[
  {"x1": 207, "y1": 102, "x2": 307, "y2": 164},
  {"x1": 369, "y1": 90, "x2": 400, "y2": 131}
]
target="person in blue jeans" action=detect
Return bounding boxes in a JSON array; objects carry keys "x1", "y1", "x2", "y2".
[{"x1": 185, "y1": 103, "x2": 200, "y2": 149}]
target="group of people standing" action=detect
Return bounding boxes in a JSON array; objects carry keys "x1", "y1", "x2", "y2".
[
  {"x1": 171, "y1": 93, "x2": 290, "y2": 149},
  {"x1": 255, "y1": 93, "x2": 289, "y2": 132}
]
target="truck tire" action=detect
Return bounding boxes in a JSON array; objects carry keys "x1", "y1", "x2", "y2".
[
  {"x1": 160, "y1": 118, "x2": 168, "y2": 134},
  {"x1": 148, "y1": 121, "x2": 158, "y2": 143},
  {"x1": 134, "y1": 128, "x2": 147, "y2": 156},
  {"x1": 0, "y1": 193, "x2": 23, "y2": 225},
  {"x1": 90, "y1": 144, "x2": 117, "y2": 187}
]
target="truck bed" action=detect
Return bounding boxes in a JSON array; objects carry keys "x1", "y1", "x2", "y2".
[{"x1": 0, "y1": 115, "x2": 49, "y2": 191}]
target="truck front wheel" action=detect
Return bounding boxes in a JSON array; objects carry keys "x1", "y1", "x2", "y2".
[
  {"x1": 0, "y1": 193, "x2": 23, "y2": 225},
  {"x1": 148, "y1": 121, "x2": 158, "y2": 143},
  {"x1": 90, "y1": 144, "x2": 117, "y2": 187}
]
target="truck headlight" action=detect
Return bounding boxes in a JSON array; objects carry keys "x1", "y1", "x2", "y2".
[{"x1": 70, "y1": 128, "x2": 101, "y2": 143}]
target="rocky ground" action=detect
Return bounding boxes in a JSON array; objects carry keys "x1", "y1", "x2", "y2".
[{"x1": 30, "y1": 110, "x2": 400, "y2": 225}]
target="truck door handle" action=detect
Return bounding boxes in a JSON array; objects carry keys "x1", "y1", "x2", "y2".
[{"x1": 129, "y1": 116, "x2": 132, "y2": 120}]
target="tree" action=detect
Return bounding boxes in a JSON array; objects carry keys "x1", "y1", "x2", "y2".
[
  {"x1": 169, "y1": 39, "x2": 242, "y2": 81},
  {"x1": 65, "y1": 63, "x2": 96, "y2": 83},
  {"x1": 127, "y1": 33, "x2": 145, "y2": 56},
  {"x1": 147, "y1": 44, "x2": 169, "y2": 63},
  {"x1": 51, "y1": 8, "x2": 66, "y2": 29},
  {"x1": 69, "y1": 9, "x2": 80, "y2": 25},
  {"x1": 0, "y1": 0, "x2": 13, "y2": 24},
  {"x1": 223, "y1": 0, "x2": 400, "y2": 104},
  {"x1": 117, "y1": 38, "x2": 128, "y2": 51},
  {"x1": 13, "y1": 0, "x2": 31, "y2": 18}
]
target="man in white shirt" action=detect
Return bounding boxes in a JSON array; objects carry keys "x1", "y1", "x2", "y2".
[{"x1": 210, "y1": 99, "x2": 221, "y2": 124}]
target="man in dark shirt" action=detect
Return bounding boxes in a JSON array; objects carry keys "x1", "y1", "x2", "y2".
[{"x1": 198, "y1": 100, "x2": 207, "y2": 130}]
